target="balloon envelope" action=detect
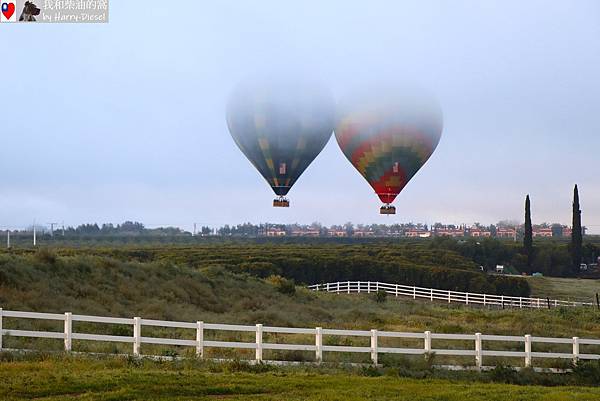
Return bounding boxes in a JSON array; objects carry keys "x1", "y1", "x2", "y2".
[
  {"x1": 226, "y1": 79, "x2": 334, "y2": 197},
  {"x1": 335, "y1": 88, "x2": 443, "y2": 205}
]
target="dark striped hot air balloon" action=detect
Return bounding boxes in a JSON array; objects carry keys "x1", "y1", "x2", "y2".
[
  {"x1": 335, "y1": 87, "x2": 443, "y2": 214},
  {"x1": 226, "y1": 77, "x2": 334, "y2": 207}
]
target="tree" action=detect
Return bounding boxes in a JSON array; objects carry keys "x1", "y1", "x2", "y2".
[
  {"x1": 524, "y1": 195, "x2": 533, "y2": 269},
  {"x1": 571, "y1": 185, "x2": 582, "y2": 275}
]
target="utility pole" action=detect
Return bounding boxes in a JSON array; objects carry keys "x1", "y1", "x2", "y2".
[
  {"x1": 47, "y1": 223, "x2": 58, "y2": 237},
  {"x1": 33, "y1": 221, "x2": 37, "y2": 247}
]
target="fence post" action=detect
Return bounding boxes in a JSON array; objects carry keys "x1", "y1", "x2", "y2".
[
  {"x1": 357, "y1": 281, "x2": 360, "y2": 293},
  {"x1": 424, "y1": 331, "x2": 432, "y2": 355},
  {"x1": 448, "y1": 291, "x2": 451, "y2": 303},
  {"x1": 0, "y1": 308, "x2": 3, "y2": 351},
  {"x1": 196, "y1": 321, "x2": 204, "y2": 358},
  {"x1": 315, "y1": 327, "x2": 323, "y2": 363},
  {"x1": 347, "y1": 281, "x2": 351, "y2": 294},
  {"x1": 326, "y1": 283, "x2": 329, "y2": 292},
  {"x1": 519, "y1": 297, "x2": 523, "y2": 309},
  {"x1": 255, "y1": 324, "x2": 263, "y2": 362},
  {"x1": 475, "y1": 333, "x2": 482, "y2": 370},
  {"x1": 524, "y1": 334, "x2": 532, "y2": 367},
  {"x1": 395, "y1": 284, "x2": 398, "y2": 297},
  {"x1": 376, "y1": 282, "x2": 379, "y2": 292},
  {"x1": 573, "y1": 337, "x2": 580, "y2": 365},
  {"x1": 337, "y1": 282, "x2": 340, "y2": 293},
  {"x1": 133, "y1": 317, "x2": 141, "y2": 356},
  {"x1": 64, "y1": 312, "x2": 72, "y2": 352},
  {"x1": 430, "y1": 288, "x2": 433, "y2": 301},
  {"x1": 466, "y1": 293, "x2": 469, "y2": 305},
  {"x1": 370, "y1": 329, "x2": 378, "y2": 365},
  {"x1": 368, "y1": 281, "x2": 371, "y2": 293},
  {"x1": 483, "y1": 294, "x2": 487, "y2": 306}
]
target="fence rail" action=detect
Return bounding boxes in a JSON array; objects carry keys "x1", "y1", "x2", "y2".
[
  {"x1": 1, "y1": 308, "x2": 600, "y2": 370},
  {"x1": 307, "y1": 281, "x2": 596, "y2": 308}
]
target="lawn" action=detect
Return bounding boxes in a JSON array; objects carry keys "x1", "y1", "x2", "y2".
[
  {"x1": 527, "y1": 276, "x2": 600, "y2": 303},
  {"x1": 1, "y1": 356, "x2": 600, "y2": 401}
]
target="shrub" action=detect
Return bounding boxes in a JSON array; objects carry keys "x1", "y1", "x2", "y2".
[
  {"x1": 373, "y1": 290, "x2": 387, "y2": 303},
  {"x1": 34, "y1": 248, "x2": 58, "y2": 265},
  {"x1": 487, "y1": 365, "x2": 521, "y2": 384},
  {"x1": 236, "y1": 262, "x2": 281, "y2": 278},
  {"x1": 266, "y1": 275, "x2": 296, "y2": 295},
  {"x1": 572, "y1": 360, "x2": 600, "y2": 386}
]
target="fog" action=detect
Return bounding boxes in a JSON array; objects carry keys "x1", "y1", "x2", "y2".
[{"x1": 0, "y1": 1, "x2": 599, "y2": 232}]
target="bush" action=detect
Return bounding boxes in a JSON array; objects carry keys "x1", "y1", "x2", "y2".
[
  {"x1": 572, "y1": 360, "x2": 600, "y2": 385},
  {"x1": 487, "y1": 365, "x2": 521, "y2": 384},
  {"x1": 236, "y1": 262, "x2": 281, "y2": 278},
  {"x1": 373, "y1": 290, "x2": 387, "y2": 303},
  {"x1": 34, "y1": 248, "x2": 58, "y2": 265},
  {"x1": 266, "y1": 275, "x2": 296, "y2": 295}
]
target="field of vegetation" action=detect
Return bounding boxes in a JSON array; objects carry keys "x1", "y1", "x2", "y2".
[
  {"x1": 1, "y1": 242, "x2": 531, "y2": 296},
  {"x1": 2, "y1": 244, "x2": 600, "y2": 399},
  {"x1": 526, "y1": 276, "x2": 600, "y2": 303},
  {"x1": 2, "y1": 355, "x2": 600, "y2": 401},
  {"x1": 1, "y1": 250, "x2": 599, "y2": 361},
  {"x1": 5, "y1": 233, "x2": 599, "y2": 279}
]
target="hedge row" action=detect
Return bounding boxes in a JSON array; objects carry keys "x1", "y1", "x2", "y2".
[{"x1": 230, "y1": 255, "x2": 531, "y2": 297}]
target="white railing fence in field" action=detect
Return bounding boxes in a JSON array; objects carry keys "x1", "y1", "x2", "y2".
[
  {"x1": 308, "y1": 281, "x2": 598, "y2": 309},
  {"x1": 1, "y1": 308, "x2": 600, "y2": 371}
]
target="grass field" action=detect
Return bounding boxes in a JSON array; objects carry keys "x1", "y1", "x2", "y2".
[
  {"x1": 527, "y1": 276, "x2": 600, "y2": 303},
  {"x1": 1, "y1": 356, "x2": 600, "y2": 401},
  {"x1": 2, "y1": 249, "x2": 600, "y2": 399}
]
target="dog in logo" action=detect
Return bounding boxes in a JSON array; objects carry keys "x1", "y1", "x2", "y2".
[{"x1": 19, "y1": 1, "x2": 40, "y2": 21}]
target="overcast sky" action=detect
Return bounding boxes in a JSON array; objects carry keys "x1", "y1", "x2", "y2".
[{"x1": 1, "y1": 1, "x2": 599, "y2": 232}]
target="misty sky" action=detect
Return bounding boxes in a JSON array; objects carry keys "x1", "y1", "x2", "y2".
[{"x1": 1, "y1": 1, "x2": 599, "y2": 233}]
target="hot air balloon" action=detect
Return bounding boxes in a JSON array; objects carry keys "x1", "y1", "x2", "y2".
[
  {"x1": 335, "y1": 87, "x2": 443, "y2": 214},
  {"x1": 226, "y1": 78, "x2": 334, "y2": 207}
]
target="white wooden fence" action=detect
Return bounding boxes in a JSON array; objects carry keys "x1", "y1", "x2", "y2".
[
  {"x1": 308, "y1": 281, "x2": 596, "y2": 308},
  {"x1": 1, "y1": 308, "x2": 599, "y2": 370}
]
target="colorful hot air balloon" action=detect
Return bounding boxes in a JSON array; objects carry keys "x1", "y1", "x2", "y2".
[
  {"x1": 226, "y1": 78, "x2": 334, "y2": 207},
  {"x1": 335, "y1": 88, "x2": 443, "y2": 214}
]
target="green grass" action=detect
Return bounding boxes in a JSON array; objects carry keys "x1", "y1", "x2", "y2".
[
  {"x1": 1, "y1": 252, "x2": 600, "y2": 368},
  {"x1": 2, "y1": 248, "x2": 600, "y2": 399},
  {"x1": 2, "y1": 356, "x2": 600, "y2": 401},
  {"x1": 527, "y1": 276, "x2": 600, "y2": 303},
  {"x1": 1, "y1": 253, "x2": 599, "y2": 339}
]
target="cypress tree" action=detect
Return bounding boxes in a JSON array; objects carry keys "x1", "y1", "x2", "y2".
[
  {"x1": 571, "y1": 185, "x2": 583, "y2": 275},
  {"x1": 524, "y1": 194, "x2": 533, "y2": 268}
]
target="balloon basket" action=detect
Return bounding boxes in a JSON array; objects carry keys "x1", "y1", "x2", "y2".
[
  {"x1": 380, "y1": 205, "x2": 396, "y2": 215},
  {"x1": 273, "y1": 198, "x2": 290, "y2": 207}
]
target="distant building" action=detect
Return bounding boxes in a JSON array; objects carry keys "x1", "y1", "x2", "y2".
[
  {"x1": 266, "y1": 229, "x2": 286, "y2": 237},
  {"x1": 533, "y1": 227, "x2": 553, "y2": 237},
  {"x1": 496, "y1": 227, "x2": 516, "y2": 239},
  {"x1": 405, "y1": 229, "x2": 431, "y2": 238},
  {"x1": 434, "y1": 227, "x2": 465, "y2": 237},
  {"x1": 469, "y1": 228, "x2": 492, "y2": 237},
  {"x1": 290, "y1": 228, "x2": 320, "y2": 237}
]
